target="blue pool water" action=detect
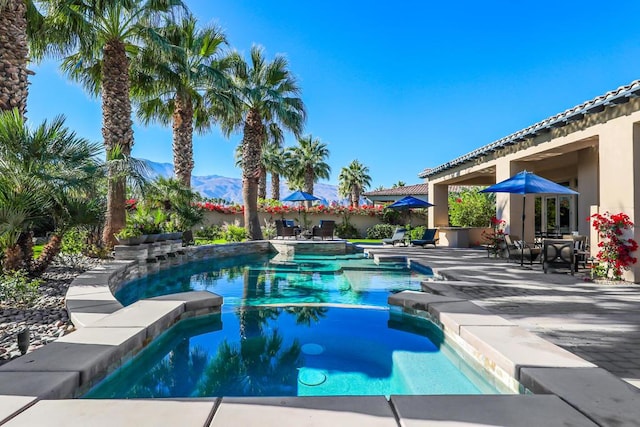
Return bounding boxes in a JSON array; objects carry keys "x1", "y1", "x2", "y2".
[
  {"x1": 86, "y1": 307, "x2": 501, "y2": 398},
  {"x1": 115, "y1": 253, "x2": 428, "y2": 308},
  {"x1": 87, "y1": 253, "x2": 506, "y2": 398}
]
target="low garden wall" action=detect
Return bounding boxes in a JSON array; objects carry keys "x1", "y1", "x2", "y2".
[{"x1": 200, "y1": 211, "x2": 383, "y2": 238}]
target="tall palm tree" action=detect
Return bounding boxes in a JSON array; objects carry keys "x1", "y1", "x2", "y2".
[
  {"x1": 0, "y1": 110, "x2": 102, "y2": 274},
  {"x1": 0, "y1": 0, "x2": 29, "y2": 115},
  {"x1": 262, "y1": 142, "x2": 287, "y2": 200},
  {"x1": 35, "y1": 0, "x2": 186, "y2": 247},
  {"x1": 219, "y1": 45, "x2": 306, "y2": 240},
  {"x1": 338, "y1": 159, "x2": 372, "y2": 207},
  {"x1": 286, "y1": 135, "x2": 330, "y2": 206},
  {"x1": 134, "y1": 14, "x2": 232, "y2": 187},
  {"x1": 258, "y1": 123, "x2": 283, "y2": 200}
]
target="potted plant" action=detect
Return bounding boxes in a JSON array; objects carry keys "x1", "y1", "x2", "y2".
[{"x1": 114, "y1": 224, "x2": 145, "y2": 245}]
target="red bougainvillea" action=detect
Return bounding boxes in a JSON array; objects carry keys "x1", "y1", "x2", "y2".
[
  {"x1": 196, "y1": 202, "x2": 384, "y2": 217},
  {"x1": 591, "y1": 212, "x2": 638, "y2": 280}
]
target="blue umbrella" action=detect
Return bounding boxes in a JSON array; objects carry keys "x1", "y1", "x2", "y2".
[
  {"x1": 388, "y1": 196, "x2": 434, "y2": 231},
  {"x1": 480, "y1": 170, "x2": 579, "y2": 266},
  {"x1": 388, "y1": 195, "x2": 434, "y2": 209},
  {"x1": 282, "y1": 190, "x2": 320, "y2": 202}
]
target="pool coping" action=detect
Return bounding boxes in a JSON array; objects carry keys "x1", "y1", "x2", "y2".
[{"x1": 1, "y1": 242, "x2": 639, "y2": 426}]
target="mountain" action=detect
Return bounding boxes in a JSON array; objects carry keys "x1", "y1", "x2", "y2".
[{"x1": 143, "y1": 159, "x2": 341, "y2": 204}]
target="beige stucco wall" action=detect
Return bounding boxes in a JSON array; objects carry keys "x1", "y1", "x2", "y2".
[
  {"x1": 425, "y1": 99, "x2": 640, "y2": 281},
  {"x1": 200, "y1": 211, "x2": 382, "y2": 238}
]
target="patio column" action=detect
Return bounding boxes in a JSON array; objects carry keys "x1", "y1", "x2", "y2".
[
  {"x1": 428, "y1": 182, "x2": 448, "y2": 228},
  {"x1": 597, "y1": 121, "x2": 640, "y2": 282}
]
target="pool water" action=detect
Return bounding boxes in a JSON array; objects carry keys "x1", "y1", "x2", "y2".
[
  {"x1": 115, "y1": 253, "x2": 428, "y2": 308},
  {"x1": 87, "y1": 252, "x2": 509, "y2": 398},
  {"x1": 86, "y1": 307, "x2": 501, "y2": 398}
]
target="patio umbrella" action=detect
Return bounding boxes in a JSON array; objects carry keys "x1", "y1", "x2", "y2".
[
  {"x1": 387, "y1": 196, "x2": 434, "y2": 231},
  {"x1": 282, "y1": 190, "x2": 320, "y2": 203},
  {"x1": 480, "y1": 170, "x2": 579, "y2": 266},
  {"x1": 282, "y1": 190, "x2": 320, "y2": 226}
]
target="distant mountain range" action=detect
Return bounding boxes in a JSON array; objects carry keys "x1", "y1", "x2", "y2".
[{"x1": 143, "y1": 159, "x2": 341, "y2": 204}]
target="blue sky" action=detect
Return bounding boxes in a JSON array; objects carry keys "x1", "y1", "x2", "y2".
[{"x1": 27, "y1": 0, "x2": 640, "y2": 189}]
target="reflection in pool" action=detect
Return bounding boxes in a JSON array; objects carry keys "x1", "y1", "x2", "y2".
[
  {"x1": 86, "y1": 307, "x2": 503, "y2": 398},
  {"x1": 115, "y1": 253, "x2": 430, "y2": 308}
]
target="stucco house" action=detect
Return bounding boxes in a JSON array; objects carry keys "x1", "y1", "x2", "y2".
[{"x1": 419, "y1": 79, "x2": 640, "y2": 281}]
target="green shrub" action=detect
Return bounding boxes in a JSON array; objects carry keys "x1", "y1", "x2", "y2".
[
  {"x1": 448, "y1": 188, "x2": 495, "y2": 227},
  {"x1": 409, "y1": 225, "x2": 427, "y2": 240},
  {"x1": 366, "y1": 224, "x2": 396, "y2": 239},
  {"x1": 223, "y1": 223, "x2": 248, "y2": 242},
  {"x1": 61, "y1": 227, "x2": 89, "y2": 255},
  {"x1": 195, "y1": 225, "x2": 223, "y2": 240},
  {"x1": 336, "y1": 222, "x2": 360, "y2": 239},
  {"x1": 0, "y1": 270, "x2": 41, "y2": 306},
  {"x1": 261, "y1": 219, "x2": 277, "y2": 240}
]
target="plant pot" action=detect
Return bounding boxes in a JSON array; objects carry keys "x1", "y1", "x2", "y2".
[
  {"x1": 116, "y1": 235, "x2": 145, "y2": 245},
  {"x1": 144, "y1": 234, "x2": 160, "y2": 243}
]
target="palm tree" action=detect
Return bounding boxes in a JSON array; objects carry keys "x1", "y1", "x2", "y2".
[
  {"x1": 35, "y1": 0, "x2": 186, "y2": 247},
  {"x1": 286, "y1": 135, "x2": 330, "y2": 206},
  {"x1": 134, "y1": 14, "x2": 232, "y2": 187},
  {"x1": 219, "y1": 45, "x2": 306, "y2": 240},
  {"x1": 258, "y1": 123, "x2": 284, "y2": 200},
  {"x1": 262, "y1": 142, "x2": 287, "y2": 200},
  {"x1": 338, "y1": 160, "x2": 372, "y2": 207},
  {"x1": 0, "y1": 110, "x2": 102, "y2": 274},
  {"x1": 0, "y1": 0, "x2": 40, "y2": 116},
  {"x1": 392, "y1": 181, "x2": 406, "y2": 188}
]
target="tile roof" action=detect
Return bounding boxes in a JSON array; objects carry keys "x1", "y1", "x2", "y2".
[
  {"x1": 419, "y1": 79, "x2": 640, "y2": 179},
  {"x1": 363, "y1": 183, "x2": 430, "y2": 197}
]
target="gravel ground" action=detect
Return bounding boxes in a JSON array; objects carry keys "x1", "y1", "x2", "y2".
[{"x1": 0, "y1": 255, "x2": 104, "y2": 364}]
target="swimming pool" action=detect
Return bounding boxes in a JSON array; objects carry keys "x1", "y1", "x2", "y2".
[
  {"x1": 87, "y1": 252, "x2": 509, "y2": 398},
  {"x1": 115, "y1": 253, "x2": 428, "y2": 308},
  {"x1": 86, "y1": 307, "x2": 503, "y2": 398}
]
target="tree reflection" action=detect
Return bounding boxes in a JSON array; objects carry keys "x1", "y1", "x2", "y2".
[
  {"x1": 196, "y1": 330, "x2": 302, "y2": 396},
  {"x1": 285, "y1": 306, "x2": 328, "y2": 326},
  {"x1": 125, "y1": 341, "x2": 208, "y2": 398}
]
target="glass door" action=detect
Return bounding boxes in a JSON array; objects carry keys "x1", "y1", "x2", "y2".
[{"x1": 534, "y1": 195, "x2": 577, "y2": 237}]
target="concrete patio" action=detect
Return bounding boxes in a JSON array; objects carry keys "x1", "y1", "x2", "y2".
[{"x1": 363, "y1": 244, "x2": 640, "y2": 390}]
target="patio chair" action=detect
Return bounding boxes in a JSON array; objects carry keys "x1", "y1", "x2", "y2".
[
  {"x1": 542, "y1": 239, "x2": 575, "y2": 275},
  {"x1": 382, "y1": 228, "x2": 407, "y2": 246},
  {"x1": 504, "y1": 234, "x2": 541, "y2": 265},
  {"x1": 563, "y1": 234, "x2": 589, "y2": 270},
  {"x1": 312, "y1": 220, "x2": 335, "y2": 240},
  {"x1": 275, "y1": 219, "x2": 300, "y2": 239},
  {"x1": 411, "y1": 228, "x2": 439, "y2": 247}
]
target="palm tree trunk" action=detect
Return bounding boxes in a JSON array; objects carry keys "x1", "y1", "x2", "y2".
[
  {"x1": 351, "y1": 185, "x2": 360, "y2": 207},
  {"x1": 173, "y1": 93, "x2": 194, "y2": 187},
  {"x1": 271, "y1": 173, "x2": 280, "y2": 200},
  {"x1": 2, "y1": 245, "x2": 24, "y2": 272},
  {"x1": 304, "y1": 166, "x2": 314, "y2": 208},
  {"x1": 101, "y1": 40, "x2": 134, "y2": 247},
  {"x1": 32, "y1": 234, "x2": 62, "y2": 276},
  {"x1": 0, "y1": 0, "x2": 29, "y2": 116},
  {"x1": 17, "y1": 231, "x2": 33, "y2": 273},
  {"x1": 242, "y1": 109, "x2": 264, "y2": 240},
  {"x1": 258, "y1": 165, "x2": 267, "y2": 200}
]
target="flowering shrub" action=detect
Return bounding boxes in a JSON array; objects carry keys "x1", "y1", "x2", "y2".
[
  {"x1": 482, "y1": 216, "x2": 506, "y2": 256},
  {"x1": 196, "y1": 202, "x2": 384, "y2": 217},
  {"x1": 590, "y1": 212, "x2": 638, "y2": 280}
]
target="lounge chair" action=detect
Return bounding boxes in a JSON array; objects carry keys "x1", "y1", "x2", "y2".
[
  {"x1": 312, "y1": 220, "x2": 335, "y2": 240},
  {"x1": 382, "y1": 228, "x2": 407, "y2": 246},
  {"x1": 275, "y1": 219, "x2": 300, "y2": 239},
  {"x1": 411, "y1": 228, "x2": 439, "y2": 247},
  {"x1": 504, "y1": 234, "x2": 541, "y2": 265}
]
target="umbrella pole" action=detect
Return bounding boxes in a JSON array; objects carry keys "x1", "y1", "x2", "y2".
[{"x1": 521, "y1": 195, "x2": 525, "y2": 267}]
